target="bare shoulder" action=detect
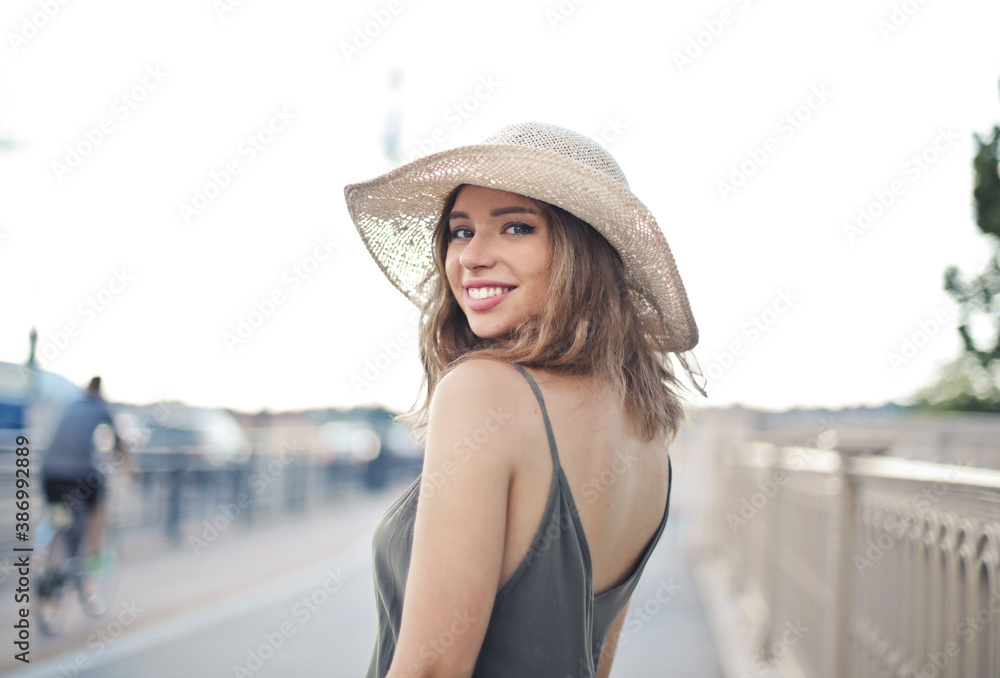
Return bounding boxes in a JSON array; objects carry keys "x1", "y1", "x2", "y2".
[
  {"x1": 432, "y1": 359, "x2": 528, "y2": 415},
  {"x1": 427, "y1": 360, "x2": 535, "y2": 463},
  {"x1": 436, "y1": 358, "x2": 524, "y2": 389}
]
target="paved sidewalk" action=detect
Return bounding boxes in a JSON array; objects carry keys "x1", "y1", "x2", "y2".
[{"x1": 5, "y1": 477, "x2": 721, "y2": 677}]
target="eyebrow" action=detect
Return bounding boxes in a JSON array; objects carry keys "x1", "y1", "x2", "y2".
[{"x1": 449, "y1": 206, "x2": 540, "y2": 220}]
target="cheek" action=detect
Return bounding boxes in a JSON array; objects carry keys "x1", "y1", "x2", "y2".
[
  {"x1": 528, "y1": 251, "x2": 550, "y2": 286},
  {"x1": 532, "y1": 257, "x2": 551, "y2": 307},
  {"x1": 444, "y1": 254, "x2": 463, "y2": 296}
]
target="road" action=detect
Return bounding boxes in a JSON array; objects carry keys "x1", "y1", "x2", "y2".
[{"x1": 3, "y1": 477, "x2": 721, "y2": 677}]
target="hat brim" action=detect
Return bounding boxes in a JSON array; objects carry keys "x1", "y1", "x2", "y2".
[{"x1": 344, "y1": 143, "x2": 698, "y2": 353}]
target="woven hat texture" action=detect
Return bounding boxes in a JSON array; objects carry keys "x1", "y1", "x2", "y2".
[{"x1": 344, "y1": 122, "x2": 700, "y2": 356}]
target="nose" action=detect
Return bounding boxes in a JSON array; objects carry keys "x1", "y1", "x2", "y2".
[{"x1": 458, "y1": 230, "x2": 496, "y2": 270}]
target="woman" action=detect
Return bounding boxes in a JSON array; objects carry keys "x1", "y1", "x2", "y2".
[{"x1": 344, "y1": 122, "x2": 706, "y2": 678}]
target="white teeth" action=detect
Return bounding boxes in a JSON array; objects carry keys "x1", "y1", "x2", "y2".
[{"x1": 468, "y1": 286, "x2": 512, "y2": 300}]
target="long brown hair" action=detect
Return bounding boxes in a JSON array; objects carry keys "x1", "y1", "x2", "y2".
[{"x1": 396, "y1": 184, "x2": 693, "y2": 446}]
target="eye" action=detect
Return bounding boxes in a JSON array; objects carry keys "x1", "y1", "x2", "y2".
[
  {"x1": 450, "y1": 226, "x2": 473, "y2": 240},
  {"x1": 505, "y1": 222, "x2": 536, "y2": 236}
]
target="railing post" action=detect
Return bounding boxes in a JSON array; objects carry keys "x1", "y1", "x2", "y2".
[
  {"x1": 284, "y1": 456, "x2": 303, "y2": 513},
  {"x1": 833, "y1": 451, "x2": 855, "y2": 678},
  {"x1": 166, "y1": 463, "x2": 182, "y2": 546}
]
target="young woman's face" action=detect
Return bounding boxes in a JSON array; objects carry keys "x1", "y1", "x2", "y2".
[{"x1": 445, "y1": 185, "x2": 551, "y2": 339}]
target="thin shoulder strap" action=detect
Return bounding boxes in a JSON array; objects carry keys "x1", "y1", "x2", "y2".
[{"x1": 511, "y1": 363, "x2": 561, "y2": 469}]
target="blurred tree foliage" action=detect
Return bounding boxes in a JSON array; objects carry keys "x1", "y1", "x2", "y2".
[{"x1": 911, "y1": 84, "x2": 1000, "y2": 413}]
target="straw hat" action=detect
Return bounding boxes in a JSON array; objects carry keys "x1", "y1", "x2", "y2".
[{"x1": 343, "y1": 122, "x2": 707, "y2": 397}]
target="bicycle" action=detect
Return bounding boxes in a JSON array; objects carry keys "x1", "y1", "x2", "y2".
[{"x1": 34, "y1": 493, "x2": 122, "y2": 636}]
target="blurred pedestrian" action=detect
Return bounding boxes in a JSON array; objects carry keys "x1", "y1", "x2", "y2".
[{"x1": 41, "y1": 376, "x2": 132, "y2": 570}]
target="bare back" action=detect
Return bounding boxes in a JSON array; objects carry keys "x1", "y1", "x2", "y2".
[{"x1": 499, "y1": 365, "x2": 672, "y2": 597}]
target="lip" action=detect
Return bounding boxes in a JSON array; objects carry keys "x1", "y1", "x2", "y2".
[
  {"x1": 465, "y1": 286, "x2": 515, "y2": 312},
  {"x1": 464, "y1": 279, "x2": 515, "y2": 289}
]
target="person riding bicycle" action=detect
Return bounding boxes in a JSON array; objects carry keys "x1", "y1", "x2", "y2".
[{"x1": 41, "y1": 376, "x2": 131, "y2": 571}]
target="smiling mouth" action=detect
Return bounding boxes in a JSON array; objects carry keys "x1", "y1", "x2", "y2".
[{"x1": 467, "y1": 286, "x2": 516, "y2": 300}]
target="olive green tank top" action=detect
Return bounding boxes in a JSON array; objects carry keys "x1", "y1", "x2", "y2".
[{"x1": 365, "y1": 363, "x2": 672, "y2": 678}]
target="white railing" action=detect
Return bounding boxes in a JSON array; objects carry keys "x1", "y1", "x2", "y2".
[{"x1": 706, "y1": 443, "x2": 1000, "y2": 678}]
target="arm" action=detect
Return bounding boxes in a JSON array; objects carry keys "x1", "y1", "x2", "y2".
[
  {"x1": 112, "y1": 428, "x2": 126, "y2": 458},
  {"x1": 104, "y1": 408, "x2": 137, "y2": 477},
  {"x1": 386, "y1": 360, "x2": 524, "y2": 678},
  {"x1": 596, "y1": 596, "x2": 631, "y2": 678},
  {"x1": 113, "y1": 435, "x2": 139, "y2": 479}
]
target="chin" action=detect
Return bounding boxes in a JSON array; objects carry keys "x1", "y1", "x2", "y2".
[
  {"x1": 462, "y1": 314, "x2": 515, "y2": 340},
  {"x1": 465, "y1": 307, "x2": 540, "y2": 341},
  {"x1": 468, "y1": 323, "x2": 509, "y2": 340}
]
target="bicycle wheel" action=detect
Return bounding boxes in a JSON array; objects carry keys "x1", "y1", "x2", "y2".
[
  {"x1": 36, "y1": 528, "x2": 73, "y2": 636},
  {"x1": 77, "y1": 524, "x2": 122, "y2": 617}
]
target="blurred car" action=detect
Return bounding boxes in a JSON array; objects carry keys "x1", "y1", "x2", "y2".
[
  {"x1": 0, "y1": 361, "x2": 82, "y2": 443},
  {"x1": 132, "y1": 406, "x2": 251, "y2": 472},
  {"x1": 317, "y1": 421, "x2": 382, "y2": 464}
]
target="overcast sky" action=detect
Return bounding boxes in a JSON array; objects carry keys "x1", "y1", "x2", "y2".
[{"x1": 1, "y1": 0, "x2": 998, "y2": 414}]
